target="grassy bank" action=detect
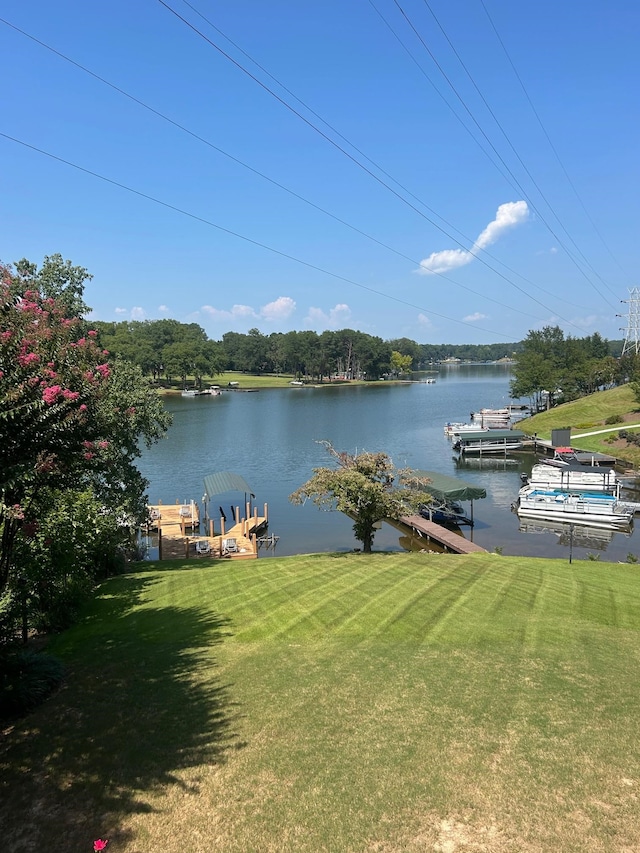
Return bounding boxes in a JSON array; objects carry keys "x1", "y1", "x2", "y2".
[
  {"x1": 519, "y1": 384, "x2": 640, "y2": 466},
  {"x1": 2, "y1": 552, "x2": 640, "y2": 851},
  {"x1": 159, "y1": 371, "x2": 375, "y2": 391}
]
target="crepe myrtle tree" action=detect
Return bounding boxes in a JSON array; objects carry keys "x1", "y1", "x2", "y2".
[
  {"x1": 0, "y1": 261, "x2": 171, "y2": 598},
  {"x1": 289, "y1": 441, "x2": 433, "y2": 552}
]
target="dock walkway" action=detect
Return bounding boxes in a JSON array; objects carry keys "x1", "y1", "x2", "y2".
[{"x1": 400, "y1": 515, "x2": 487, "y2": 554}]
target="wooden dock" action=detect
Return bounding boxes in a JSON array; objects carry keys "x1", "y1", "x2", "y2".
[
  {"x1": 400, "y1": 515, "x2": 487, "y2": 554},
  {"x1": 146, "y1": 500, "x2": 268, "y2": 561}
]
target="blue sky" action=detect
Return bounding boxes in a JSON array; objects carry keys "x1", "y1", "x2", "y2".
[{"x1": 1, "y1": 0, "x2": 638, "y2": 344}]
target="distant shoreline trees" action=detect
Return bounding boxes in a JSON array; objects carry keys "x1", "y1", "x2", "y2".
[{"x1": 93, "y1": 320, "x2": 526, "y2": 382}]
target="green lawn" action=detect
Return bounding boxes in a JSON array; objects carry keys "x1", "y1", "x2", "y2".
[
  {"x1": 161, "y1": 371, "x2": 374, "y2": 391},
  {"x1": 520, "y1": 385, "x2": 640, "y2": 466},
  {"x1": 3, "y1": 552, "x2": 640, "y2": 852}
]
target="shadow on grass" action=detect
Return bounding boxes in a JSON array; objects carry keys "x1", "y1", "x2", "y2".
[{"x1": 0, "y1": 571, "x2": 242, "y2": 851}]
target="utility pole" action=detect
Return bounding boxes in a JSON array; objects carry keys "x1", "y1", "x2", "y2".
[{"x1": 619, "y1": 287, "x2": 640, "y2": 356}]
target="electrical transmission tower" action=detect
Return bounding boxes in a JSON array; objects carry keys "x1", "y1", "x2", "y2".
[{"x1": 619, "y1": 287, "x2": 640, "y2": 356}]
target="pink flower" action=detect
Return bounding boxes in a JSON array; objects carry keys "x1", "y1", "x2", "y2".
[
  {"x1": 79, "y1": 403, "x2": 87, "y2": 411},
  {"x1": 42, "y1": 385, "x2": 62, "y2": 404},
  {"x1": 97, "y1": 440, "x2": 109, "y2": 450},
  {"x1": 126, "y1": 407, "x2": 136, "y2": 415},
  {"x1": 95, "y1": 363, "x2": 110, "y2": 379},
  {"x1": 0, "y1": 330, "x2": 12, "y2": 342},
  {"x1": 93, "y1": 842, "x2": 108, "y2": 852},
  {"x1": 83, "y1": 451, "x2": 94, "y2": 460},
  {"x1": 88, "y1": 329, "x2": 97, "y2": 337},
  {"x1": 0, "y1": 370, "x2": 4, "y2": 379},
  {"x1": 82, "y1": 440, "x2": 94, "y2": 449},
  {"x1": 18, "y1": 352, "x2": 39, "y2": 366},
  {"x1": 61, "y1": 389, "x2": 80, "y2": 401}
]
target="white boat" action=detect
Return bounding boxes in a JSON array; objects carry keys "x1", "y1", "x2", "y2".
[
  {"x1": 516, "y1": 488, "x2": 634, "y2": 528},
  {"x1": 444, "y1": 422, "x2": 490, "y2": 436},
  {"x1": 523, "y1": 462, "x2": 621, "y2": 495},
  {"x1": 181, "y1": 389, "x2": 199, "y2": 397}
]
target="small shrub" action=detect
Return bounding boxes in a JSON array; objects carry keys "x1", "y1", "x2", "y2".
[
  {"x1": 0, "y1": 649, "x2": 64, "y2": 718},
  {"x1": 627, "y1": 553, "x2": 638, "y2": 564},
  {"x1": 586, "y1": 552, "x2": 601, "y2": 561},
  {"x1": 605, "y1": 413, "x2": 623, "y2": 425},
  {"x1": 493, "y1": 546, "x2": 503, "y2": 555}
]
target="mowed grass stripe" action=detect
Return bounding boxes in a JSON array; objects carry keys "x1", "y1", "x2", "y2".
[
  {"x1": 7, "y1": 552, "x2": 640, "y2": 853},
  {"x1": 231, "y1": 558, "x2": 392, "y2": 640}
]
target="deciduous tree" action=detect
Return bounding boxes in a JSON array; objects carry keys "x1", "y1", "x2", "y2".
[{"x1": 289, "y1": 442, "x2": 432, "y2": 552}]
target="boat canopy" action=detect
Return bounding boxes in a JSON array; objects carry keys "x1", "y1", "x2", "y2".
[
  {"x1": 415, "y1": 471, "x2": 487, "y2": 502},
  {"x1": 203, "y1": 471, "x2": 254, "y2": 498}
]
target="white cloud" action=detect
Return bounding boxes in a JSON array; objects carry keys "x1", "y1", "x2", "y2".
[
  {"x1": 570, "y1": 314, "x2": 598, "y2": 330},
  {"x1": 463, "y1": 312, "x2": 487, "y2": 323},
  {"x1": 260, "y1": 296, "x2": 296, "y2": 322},
  {"x1": 131, "y1": 307, "x2": 145, "y2": 320},
  {"x1": 305, "y1": 303, "x2": 351, "y2": 328},
  {"x1": 417, "y1": 200, "x2": 529, "y2": 275},
  {"x1": 158, "y1": 304, "x2": 169, "y2": 313},
  {"x1": 201, "y1": 304, "x2": 258, "y2": 321},
  {"x1": 201, "y1": 297, "x2": 296, "y2": 324},
  {"x1": 115, "y1": 307, "x2": 127, "y2": 315},
  {"x1": 417, "y1": 313, "x2": 432, "y2": 327}
]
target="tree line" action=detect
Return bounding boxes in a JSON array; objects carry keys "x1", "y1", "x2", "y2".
[
  {"x1": 509, "y1": 326, "x2": 631, "y2": 410},
  {"x1": 94, "y1": 320, "x2": 524, "y2": 383}
]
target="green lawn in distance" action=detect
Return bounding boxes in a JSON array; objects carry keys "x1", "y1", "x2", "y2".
[{"x1": 2, "y1": 552, "x2": 640, "y2": 852}]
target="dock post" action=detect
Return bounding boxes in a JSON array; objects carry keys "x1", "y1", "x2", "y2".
[
  {"x1": 235, "y1": 506, "x2": 240, "y2": 524},
  {"x1": 264, "y1": 502, "x2": 268, "y2": 523},
  {"x1": 252, "y1": 532, "x2": 257, "y2": 557},
  {"x1": 158, "y1": 526, "x2": 163, "y2": 561},
  {"x1": 246, "y1": 501, "x2": 250, "y2": 523},
  {"x1": 209, "y1": 519, "x2": 214, "y2": 537},
  {"x1": 220, "y1": 516, "x2": 226, "y2": 536}
]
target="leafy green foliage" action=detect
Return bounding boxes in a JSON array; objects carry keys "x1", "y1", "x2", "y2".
[
  {"x1": 511, "y1": 326, "x2": 617, "y2": 409},
  {"x1": 0, "y1": 648, "x2": 64, "y2": 717},
  {"x1": 290, "y1": 442, "x2": 433, "y2": 552},
  {"x1": 0, "y1": 257, "x2": 171, "y2": 630}
]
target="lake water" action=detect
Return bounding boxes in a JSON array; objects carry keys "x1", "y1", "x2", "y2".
[{"x1": 138, "y1": 365, "x2": 640, "y2": 563}]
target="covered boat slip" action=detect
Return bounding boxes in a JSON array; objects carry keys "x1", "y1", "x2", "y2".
[
  {"x1": 146, "y1": 472, "x2": 268, "y2": 561},
  {"x1": 402, "y1": 471, "x2": 487, "y2": 545},
  {"x1": 453, "y1": 429, "x2": 526, "y2": 455}
]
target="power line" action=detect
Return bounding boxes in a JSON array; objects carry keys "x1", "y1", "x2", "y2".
[
  {"x1": 479, "y1": 0, "x2": 632, "y2": 287},
  {"x1": 0, "y1": 15, "x2": 579, "y2": 323},
  {"x1": 388, "y1": 0, "x2": 616, "y2": 309},
  {"x1": 153, "y1": 0, "x2": 584, "y2": 327},
  {"x1": 0, "y1": 130, "x2": 525, "y2": 340},
  {"x1": 419, "y1": 0, "x2": 619, "y2": 300}
]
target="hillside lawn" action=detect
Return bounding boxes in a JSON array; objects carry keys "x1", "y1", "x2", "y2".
[
  {"x1": 519, "y1": 384, "x2": 640, "y2": 467},
  {"x1": 161, "y1": 371, "x2": 374, "y2": 391},
  {"x1": 2, "y1": 552, "x2": 640, "y2": 852}
]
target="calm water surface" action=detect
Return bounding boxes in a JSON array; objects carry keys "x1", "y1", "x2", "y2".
[{"x1": 138, "y1": 365, "x2": 640, "y2": 562}]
